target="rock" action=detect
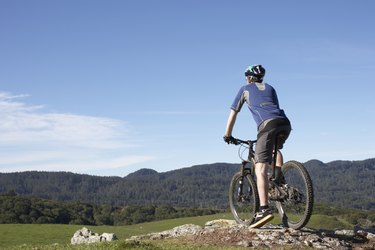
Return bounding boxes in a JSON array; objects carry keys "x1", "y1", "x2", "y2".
[
  {"x1": 367, "y1": 232, "x2": 375, "y2": 240},
  {"x1": 126, "y1": 220, "x2": 375, "y2": 249},
  {"x1": 335, "y1": 229, "x2": 355, "y2": 237},
  {"x1": 71, "y1": 227, "x2": 117, "y2": 245},
  {"x1": 100, "y1": 232, "x2": 118, "y2": 242},
  {"x1": 149, "y1": 224, "x2": 202, "y2": 240},
  {"x1": 128, "y1": 224, "x2": 202, "y2": 242},
  {"x1": 204, "y1": 219, "x2": 237, "y2": 228}
]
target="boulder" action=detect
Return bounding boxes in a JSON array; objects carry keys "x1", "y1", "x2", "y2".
[
  {"x1": 127, "y1": 224, "x2": 202, "y2": 242},
  {"x1": 71, "y1": 227, "x2": 117, "y2": 245}
]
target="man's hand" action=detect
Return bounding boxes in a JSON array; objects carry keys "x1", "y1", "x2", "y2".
[{"x1": 223, "y1": 135, "x2": 237, "y2": 144}]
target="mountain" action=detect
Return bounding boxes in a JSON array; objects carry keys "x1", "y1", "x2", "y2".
[
  {"x1": 127, "y1": 168, "x2": 159, "y2": 178},
  {"x1": 304, "y1": 158, "x2": 375, "y2": 209},
  {"x1": 0, "y1": 159, "x2": 374, "y2": 210}
]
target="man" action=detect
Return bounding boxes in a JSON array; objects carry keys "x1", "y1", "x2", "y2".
[{"x1": 224, "y1": 64, "x2": 291, "y2": 228}]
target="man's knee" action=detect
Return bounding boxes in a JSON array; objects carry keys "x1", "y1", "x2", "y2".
[{"x1": 255, "y1": 162, "x2": 269, "y2": 176}]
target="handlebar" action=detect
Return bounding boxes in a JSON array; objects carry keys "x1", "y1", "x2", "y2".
[
  {"x1": 225, "y1": 137, "x2": 257, "y2": 161},
  {"x1": 225, "y1": 136, "x2": 257, "y2": 146}
]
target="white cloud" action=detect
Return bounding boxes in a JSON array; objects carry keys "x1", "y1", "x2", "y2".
[
  {"x1": 0, "y1": 153, "x2": 154, "y2": 173},
  {"x1": 0, "y1": 92, "x2": 153, "y2": 175}
]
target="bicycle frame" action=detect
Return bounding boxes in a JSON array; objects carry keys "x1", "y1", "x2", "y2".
[
  {"x1": 236, "y1": 138, "x2": 278, "y2": 182},
  {"x1": 240, "y1": 140, "x2": 256, "y2": 175},
  {"x1": 235, "y1": 136, "x2": 279, "y2": 182},
  {"x1": 235, "y1": 137, "x2": 286, "y2": 202}
]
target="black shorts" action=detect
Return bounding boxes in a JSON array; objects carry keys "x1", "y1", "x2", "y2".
[{"x1": 255, "y1": 118, "x2": 292, "y2": 164}]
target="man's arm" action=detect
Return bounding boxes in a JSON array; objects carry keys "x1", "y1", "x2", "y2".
[{"x1": 224, "y1": 109, "x2": 238, "y2": 137}]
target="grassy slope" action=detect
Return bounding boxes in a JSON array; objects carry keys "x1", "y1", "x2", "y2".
[
  {"x1": 0, "y1": 213, "x2": 232, "y2": 248},
  {"x1": 0, "y1": 213, "x2": 352, "y2": 249},
  {"x1": 0, "y1": 210, "x2": 362, "y2": 249}
]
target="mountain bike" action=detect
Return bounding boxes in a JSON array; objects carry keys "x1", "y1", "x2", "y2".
[{"x1": 227, "y1": 135, "x2": 314, "y2": 229}]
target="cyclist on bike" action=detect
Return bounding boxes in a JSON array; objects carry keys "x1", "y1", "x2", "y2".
[{"x1": 224, "y1": 64, "x2": 292, "y2": 228}]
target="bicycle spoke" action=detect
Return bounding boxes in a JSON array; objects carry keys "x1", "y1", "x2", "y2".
[{"x1": 229, "y1": 172, "x2": 259, "y2": 225}]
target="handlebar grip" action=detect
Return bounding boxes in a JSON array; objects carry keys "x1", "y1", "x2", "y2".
[{"x1": 230, "y1": 138, "x2": 239, "y2": 145}]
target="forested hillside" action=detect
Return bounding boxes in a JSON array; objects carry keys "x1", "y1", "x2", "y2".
[
  {"x1": 0, "y1": 193, "x2": 219, "y2": 225},
  {"x1": 0, "y1": 163, "x2": 235, "y2": 208},
  {"x1": 304, "y1": 159, "x2": 375, "y2": 209},
  {"x1": 1, "y1": 159, "x2": 374, "y2": 210}
]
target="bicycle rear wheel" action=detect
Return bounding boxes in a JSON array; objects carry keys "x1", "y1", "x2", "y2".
[
  {"x1": 275, "y1": 160, "x2": 314, "y2": 229},
  {"x1": 229, "y1": 172, "x2": 259, "y2": 225}
]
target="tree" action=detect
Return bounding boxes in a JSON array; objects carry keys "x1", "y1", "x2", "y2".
[{"x1": 155, "y1": 205, "x2": 177, "y2": 220}]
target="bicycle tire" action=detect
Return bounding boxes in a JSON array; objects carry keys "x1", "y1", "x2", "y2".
[
  {"x1": 275, "y1": 160, "x2": 314, "y2": 229},
  {"x1": 229, "y1": 171, "x2": 259, "y2": 225}
]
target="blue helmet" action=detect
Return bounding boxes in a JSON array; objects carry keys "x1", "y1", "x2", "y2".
[{"x1": 244, "y1": 65, "x2": 266, "y2": 79}]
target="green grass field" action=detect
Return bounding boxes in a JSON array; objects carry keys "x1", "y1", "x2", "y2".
[
  {"x1": 0, "y1": 213, "x2": 353, "y2": 250},
  {"x1": 0, "y1": 213, "x2": 232, "y2": 249}
]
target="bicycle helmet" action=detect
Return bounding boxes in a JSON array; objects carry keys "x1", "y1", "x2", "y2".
[{"x1": 244, "y1": 65, "x2": 266, "y2": 79}]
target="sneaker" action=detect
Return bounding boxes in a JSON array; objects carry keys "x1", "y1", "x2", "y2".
[{"x1": 249, "y1": 208, "x2": 274, "y2": 228}]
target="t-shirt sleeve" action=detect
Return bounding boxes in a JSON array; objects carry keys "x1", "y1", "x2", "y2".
[{"x1": 230, "y1": 87, "x2": 246, "y2": 112}]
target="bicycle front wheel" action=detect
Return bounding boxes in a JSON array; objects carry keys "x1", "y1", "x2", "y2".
[
  {"x1": 229, "y1": 172, "x2": 259, "y2": 225},
  {"x1": 275, "y1": 160, "x2": 314, "y2": 229}
]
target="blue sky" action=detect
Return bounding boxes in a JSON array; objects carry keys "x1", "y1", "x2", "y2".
[{"x1": 1, "y1": 0, "x2": 374, "y2": 176}]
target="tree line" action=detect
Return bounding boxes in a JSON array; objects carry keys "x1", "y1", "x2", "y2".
[
  {"x1": 0, "y1": 192, "x2": 220, "y2": 225},
  {"x1": 0, "y1": 159, "x2": 374, "y2": 210},
  {"x1": 1, "y1": 192, "x2": 374, "y2": 228}
]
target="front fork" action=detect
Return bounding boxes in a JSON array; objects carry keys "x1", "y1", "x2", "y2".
[{"x1": 238, "y1": 160, "x2": 250, "y2": 199}]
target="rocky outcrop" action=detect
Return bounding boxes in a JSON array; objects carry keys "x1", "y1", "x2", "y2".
[
  {"x1": 127, "y1": 220, "x2": 375, "y2": 249},
  {"x1": 71, "y1": 227, "x2": 117, "y2": 245}
]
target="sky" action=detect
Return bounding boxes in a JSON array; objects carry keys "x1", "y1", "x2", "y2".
[{"x1": 1, "y1": 0, "x2": 374, "y2": 177}]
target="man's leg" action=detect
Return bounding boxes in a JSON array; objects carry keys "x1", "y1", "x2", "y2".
[
  {"x1": 276, "y1": 150, "x2": 283, "y2": 167},
  {"x1": 274, "y1": 150, "x2": 284, "y2": 183},
  {"x1": 250, "y1": 162, "x2": 274, "y2": 228},
  {"x1": 255, "y1": 162, "x2": 269, "y2": 206}
]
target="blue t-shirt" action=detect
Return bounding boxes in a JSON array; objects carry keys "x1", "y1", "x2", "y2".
[{"x1": 231, "y1": 82, "x2": 288, "y2": 128}]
